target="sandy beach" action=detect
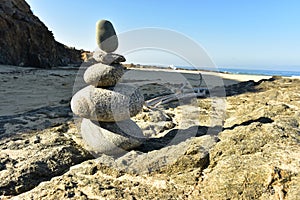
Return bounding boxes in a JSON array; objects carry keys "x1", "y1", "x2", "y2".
[
  {"x1": 0, "y1": 64, "x2": 274, "y2": 138},
  {"x1": 0, "y1": 64, "x2": 274, "y2": 117}
]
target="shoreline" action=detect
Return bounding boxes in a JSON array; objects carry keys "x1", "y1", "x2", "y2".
[
  {"x1": 0, "y1": 64, "x2": 298, "y2": 117},
  {"x1": 126, "y1": 66, "x2": 273, "y2": 83},
  {"x1": 124, "y1": 63, "x2": 300, "y2": 77}
]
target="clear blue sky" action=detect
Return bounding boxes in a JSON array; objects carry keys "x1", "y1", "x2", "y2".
[{"x1": 26, "y1": 0, "x2": 300, "y2": 71}]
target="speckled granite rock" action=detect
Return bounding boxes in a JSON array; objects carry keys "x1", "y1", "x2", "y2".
[
  {"x1": 83, "y1": 63, "x2": 124, "y2": 87},
  {"x1": 81, "y1": 118, "x2": 144, "y2": 156},
  {"x1": 71, "y1": 85, "x2": 144, "y2": 122}
]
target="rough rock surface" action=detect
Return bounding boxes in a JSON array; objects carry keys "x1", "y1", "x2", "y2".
[
  {"x1": 83, "y1": 63, "x2": 125, "y2": 87},
  {"x1": 1, "y1": 77, "x2": 300, "y2": 199},
  {"x1": 198, "y1": 77, "x2": 300, "y2": 200},
  {"x1": 133, "y1": 108, "x2": 176, "y2": 137},
  {"x1": 0, "y1": 0, "x2": 83, "y2": 68},
  {"x1": 0, "y1": 105, "x2": 72, "y2": 136},
  {"x1": 0, "y1": 123, "x2": 92, "y2": 196},
  {"x1": 71, "y1": 85, "x2": 144, "y2": 122},
  {"x1": 12, "y1": 135, "x2": 218, "y2": 200}
]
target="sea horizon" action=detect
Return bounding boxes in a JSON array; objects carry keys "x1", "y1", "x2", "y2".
[
  {"x1": 218, "y1": 67, "x2": 300, "y2": 77},
  {"x1": 168, "y1": 65, "x2": 300, "y2": 77}
]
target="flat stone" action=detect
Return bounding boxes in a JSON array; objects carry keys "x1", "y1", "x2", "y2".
[
  {"x1": 93, "y1": 51, "x2": 126, "y2": 65},
  {"x1": 81, "y1": 118, "x2": 144, "y2": 156},
  {"x1": 71, "y1": 85, "x2": 144, "y2": 122},
  {"x1": 84, "y1": 63, "x2": 124, "y2": 87},
  {"x1": 96, "y1": 20, "x2": 118, "y2": 53}
]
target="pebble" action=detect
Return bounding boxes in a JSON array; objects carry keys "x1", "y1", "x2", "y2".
[{"x1": 93, "y1": 51, "x2": 126, "y2": 65}]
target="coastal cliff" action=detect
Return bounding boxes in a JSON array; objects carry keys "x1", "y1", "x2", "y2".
[{"x1": 0, "y1": 0, "x2": 83, "y2": 68}]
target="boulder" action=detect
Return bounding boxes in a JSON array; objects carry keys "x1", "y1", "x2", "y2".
[
  {"x1": 80, "y1": 118, "x2": 144, "y2": 156},
  {"x1": 71, "y1": 85, "x2": 144, "y2": 122}
]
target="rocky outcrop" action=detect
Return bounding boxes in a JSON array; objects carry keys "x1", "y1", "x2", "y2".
[
  {"x1": 0, "y1": 122, "x2": 93, "y2": 196},
  {"x1": 199, "y1": 77, "x2": 300, "y2": 199},
  {"x1": 1, "y1": 77, "x2": 300, "y2": 199},
  {"x1": 12, "y1": 135, "x2": 217, "y2": 200},
  {"x1": 0, "y1": 0, "x2": 83, "y2": 68}
]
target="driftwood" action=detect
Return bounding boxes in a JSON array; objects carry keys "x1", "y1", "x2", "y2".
[
  {"x1": 145, "y1": 72, "x2": 207, "y2": 107},
  {"x1": 145, "y1": 87, "x2": 209, "y2": 107},
  {"x1": 141, "y1": 72, "x2": 206, "y2": 108}
]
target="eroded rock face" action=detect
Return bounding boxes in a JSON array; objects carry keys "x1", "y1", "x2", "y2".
[
  {"x1": 198, "y1": 77, "x2": 300, "y2": 199},
  {"x1": 0, "y1": 0, "x2": 83, "y2": 68},
  {"x1": 11, "y1": 135, "x2": 218, "y2": 199},
  {"x1": 0, "y1": 123, "x2": 92, "y2": 196}
]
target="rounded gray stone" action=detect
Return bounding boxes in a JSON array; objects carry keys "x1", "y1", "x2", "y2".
[
  {"x1": 93, "y1": 51, "x2": 126, "y2": 65},
  {"x1": 84, "y1": 63, "x2": 124, "y2": 87},
  {"x1": 71, "y1": 85, "x2": 144, "y2": 122},
  {"x1": 81, "y1": 118, "x2": 144, "y2": 156},
  {"x1": 96, "y1": 19, "x2": 118, "y2": 53}
]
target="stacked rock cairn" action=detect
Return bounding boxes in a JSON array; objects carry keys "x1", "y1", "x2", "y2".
[{"x1": 71, "y1": 20, "x2": 145, "y2": 156}]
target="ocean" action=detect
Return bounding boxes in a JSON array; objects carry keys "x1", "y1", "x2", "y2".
[
  {"x1": 173, "y1": 66, "x2": 300, "y2": 77},
  {"x1": 218, "y1": 68, "x2": 300, "y2": 77}
]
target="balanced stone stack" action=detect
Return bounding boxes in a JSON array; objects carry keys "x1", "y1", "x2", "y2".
[{"x1": 71, "y1": 20, "x2": 144, "y2": 155}]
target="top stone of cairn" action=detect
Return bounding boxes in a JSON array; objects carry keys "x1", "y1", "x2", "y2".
[{"x1": 96, "y1": 20, "x2": 118, "y2": 53}]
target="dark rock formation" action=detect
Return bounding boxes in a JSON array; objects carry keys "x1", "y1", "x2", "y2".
[{"x1": 0, "y1": 0, "x2": 83, "y2": 68}]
